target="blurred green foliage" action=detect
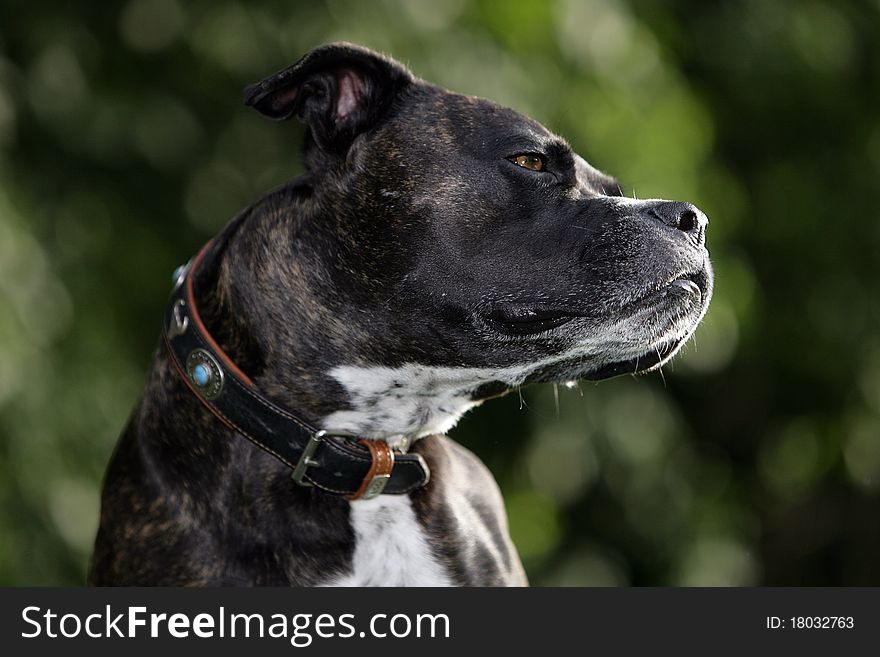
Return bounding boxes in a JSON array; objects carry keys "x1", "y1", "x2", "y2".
[{"x1": 1, "y1": 0, "x2": 879, "y2": 586}]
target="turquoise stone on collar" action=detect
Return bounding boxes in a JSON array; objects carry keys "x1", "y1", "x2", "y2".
[{"x1": 192, "y1": 363, "x2": 211, "y2": 387}]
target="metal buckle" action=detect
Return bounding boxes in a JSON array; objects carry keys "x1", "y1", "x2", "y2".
[
  {"x1": 291, "y1": 429, "x2": 361, "y2": 488},
  {"x1": 291, "y1": 430, "x2": 326, "y2": 487},
  {"x1": 291, "y1": 430, "x2": 393, "y2": 499}
]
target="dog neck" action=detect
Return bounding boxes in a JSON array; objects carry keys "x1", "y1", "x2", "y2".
[
  {"x1": 319, "y1": 363, "x2": 488, "y2": 449},
  {"x1": 190, "y1": 233, "x2": 491, "y2": 450}
]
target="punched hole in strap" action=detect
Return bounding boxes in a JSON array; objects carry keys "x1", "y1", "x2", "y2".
[{"x1": 347, "y1": 440, "x2": 395, "y2": 501}]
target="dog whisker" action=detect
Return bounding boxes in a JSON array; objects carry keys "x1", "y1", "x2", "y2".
[{"x1": 655, "y1": 347, "x2": 667, "y2": 388}]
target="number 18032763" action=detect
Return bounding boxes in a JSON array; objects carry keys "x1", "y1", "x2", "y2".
[{"x1": 766, "y1": 616, "x2": 854, "y2": 629}]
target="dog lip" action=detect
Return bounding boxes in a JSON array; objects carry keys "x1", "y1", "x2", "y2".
[
  {"x1": 481, "y1": 304, "x2": 578, "y2": 336},
  {"x1": 623, "y1": 267, "x2": 709, "y2": 313},
  {"x1": 585, "y1": 335, "x2": 685, "y2": 381},
  {"x1": 485, "y1": 305, "x2": 570, "y2": 322},
  {"x1": 670, "y1": 277, "x2": 701, "y2": 297},
  {"x1": 618, "y1": 273, "x2": 701, "y2": 315}
]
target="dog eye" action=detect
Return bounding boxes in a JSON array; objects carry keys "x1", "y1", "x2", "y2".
[{"x1": 510, "y1": 154, "x2": 545, "y2": 172}]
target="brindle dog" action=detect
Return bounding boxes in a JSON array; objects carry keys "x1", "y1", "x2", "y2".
[{"x1": 90, "y1": 43, "x2": 712, "y2": 586}]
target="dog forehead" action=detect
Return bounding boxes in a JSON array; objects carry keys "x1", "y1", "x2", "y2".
[{"x1": 387, "y1": 85, "x2": 554, "y2": 146}]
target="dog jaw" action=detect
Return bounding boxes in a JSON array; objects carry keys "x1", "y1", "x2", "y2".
[{"x1": 320, "y1": 314, "x2": 700, "y2": 445}]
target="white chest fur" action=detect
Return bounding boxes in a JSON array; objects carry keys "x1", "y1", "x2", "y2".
[{"x1": 322, "y1": 496, "x2": 453, "y2": 587}]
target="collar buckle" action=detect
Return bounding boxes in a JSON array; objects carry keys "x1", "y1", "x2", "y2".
[
  {"x1": 291, "y1": 429, "x2": 362, "y2": 489},
  {"x1": 291, "y1": 430, "x2": 327, "y2": 487},
  {"x1": 292, "y1": 431, "x2": 396, "y2": 501}
]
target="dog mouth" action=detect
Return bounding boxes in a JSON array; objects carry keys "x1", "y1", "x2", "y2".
[
  {"x1": 482, "y1": 305, "x2": 578, "y2": 336},
  {"x1": 482, "y1": 269, "x2": 709, "y2": 338},
  {"x1": 584, "y1": 336, "x2": 684, "y2": 380},
  {"x1": 478, "y1": 266, "x2": 711, "y2": 384},
  {"x1": 621, "y1": 269, "x2": 708, "y2": 315},
  {"x1": 584, "y1": 268, "x2": 711, "y2": 379}
]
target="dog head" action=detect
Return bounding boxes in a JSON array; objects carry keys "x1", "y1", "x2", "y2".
[{"x1": 220, "y1": 43, "x2": 712, "y2": 440}]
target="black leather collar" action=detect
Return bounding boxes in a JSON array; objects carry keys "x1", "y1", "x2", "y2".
[{"x1": 163, "y1": 242, "x2": 430, "y2": 500}]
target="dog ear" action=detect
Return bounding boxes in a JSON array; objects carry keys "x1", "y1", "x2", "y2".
[{"x1": 244, "y1": 42, "x2": 413, "y2": 154}]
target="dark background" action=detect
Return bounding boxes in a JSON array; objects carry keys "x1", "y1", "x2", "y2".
[{"x1": 1, "y1": 0, "x2": 878, "y2": 586}]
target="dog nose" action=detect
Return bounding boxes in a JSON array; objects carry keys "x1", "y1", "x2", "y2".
[{"x1": 647, "y1": 201, "x2": 708, "y2": 243}]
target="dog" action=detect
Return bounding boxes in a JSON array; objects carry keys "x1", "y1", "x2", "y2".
[{"x1": 89, "y1": 43, "x2": 712, "y2": 586}]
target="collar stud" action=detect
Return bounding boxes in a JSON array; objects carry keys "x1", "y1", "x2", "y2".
[{"x1": 186, "y1": 348, "x2": 225, "y2": 400}]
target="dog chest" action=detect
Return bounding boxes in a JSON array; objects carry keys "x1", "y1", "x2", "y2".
[{"x1": 321, "y1": 495, "x2": 453, "y2": 587}]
